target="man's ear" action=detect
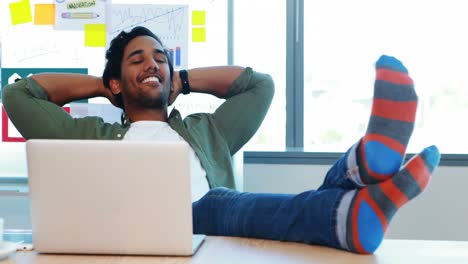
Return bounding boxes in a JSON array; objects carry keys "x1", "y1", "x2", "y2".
[{"x1": 109, "y1": 79, "x2": 122, "y2": 96}]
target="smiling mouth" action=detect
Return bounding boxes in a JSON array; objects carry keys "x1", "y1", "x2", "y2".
[{"x1": 141, "y1": 76, "x2": 161, "y2": 84}]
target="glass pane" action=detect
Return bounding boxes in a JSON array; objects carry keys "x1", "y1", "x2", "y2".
[
  {"x1": 234, "y1": 0, "x2": 286, "y2": 150},
  {"x1": 304, "y1": 0, "x2": 468, "y2": 154}
]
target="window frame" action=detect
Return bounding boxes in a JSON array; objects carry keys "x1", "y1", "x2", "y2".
[{"x1": 244, "y1": 150, "x2": 468, "y2": 166}]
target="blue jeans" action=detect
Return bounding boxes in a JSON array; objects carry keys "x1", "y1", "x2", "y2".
[{"x1": 192, "y1": 143, "x2": 362, "y2": 251}]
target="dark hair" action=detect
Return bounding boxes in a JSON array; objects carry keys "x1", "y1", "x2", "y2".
[{"x1": 102, "y1": 26, "x2": 174, "y2": 108}]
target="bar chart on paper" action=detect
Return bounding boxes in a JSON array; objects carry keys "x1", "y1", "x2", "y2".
[
  {"x1": 169, "y1": 47, "x2": 182, "y2": 67},
  {"x1": 107, "y1": 4, "x2": 189, "y2": 69}
]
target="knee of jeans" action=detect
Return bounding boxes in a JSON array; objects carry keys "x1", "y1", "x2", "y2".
[{"x1": 205, "y1": 187, "x2": 239, "y2": 197}]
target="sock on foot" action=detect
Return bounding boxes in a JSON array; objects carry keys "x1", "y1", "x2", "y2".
[
  {"x1": 347, "y1": 145, "x2": 440, "y2": 254},
  {"x1": 358, "y1": 55, "x2": 418, "y2": 184}
]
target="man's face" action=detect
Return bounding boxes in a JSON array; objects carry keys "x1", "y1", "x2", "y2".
[{"x1": 115, "y1": 35, "x2": 171, "y2": 110}]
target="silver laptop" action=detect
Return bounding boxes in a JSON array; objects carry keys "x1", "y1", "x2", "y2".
[{"x1": 26, "y1": 139, "x2": 205, "y2": 256}]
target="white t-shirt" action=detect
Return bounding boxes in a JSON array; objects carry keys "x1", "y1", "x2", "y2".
[{"x1": 123, "y1": 120, "x2": 210, "y2": 201}]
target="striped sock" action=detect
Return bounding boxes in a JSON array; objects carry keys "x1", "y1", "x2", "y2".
[
  {"x1": 358, "y1": 55, "x2": 418, "y2": 184},
  {"x1": 346, "y1": 145, "x2": 440, "y2": 254}
]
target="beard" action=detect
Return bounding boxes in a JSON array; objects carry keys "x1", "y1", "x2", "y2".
[
  {"x1": 134, "y1": 89, "x2": 168, "y2": 109},
  {"x1": 122, "y1": 80, "x2": 170, "y2": 110}
]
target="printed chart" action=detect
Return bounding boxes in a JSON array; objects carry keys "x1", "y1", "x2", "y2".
[{"x1": 107, "y1": 4, "x2": 189, "y2": 69}]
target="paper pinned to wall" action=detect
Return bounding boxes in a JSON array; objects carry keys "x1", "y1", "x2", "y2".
[
  {"x1": 9, "y1": 0, "x2": 33, "y2": 25},
  {"x1": 192, "y1": 27, "x2": 206, "y2": 42},
  {"x1": 1, "y1": 29, "x2": 86, "y2": 68},
  {"x1": 34, "y1": 4, "x2": 56, "y2": 25},
  {"x1": 191, "y1": 10, "x2": 206, "y2": 26},
  {"x1": 107, "y1": 4, "x2": 189, "y2": 70},
  {"x1": 55, "y1": 0, "x2": 107, "y2": 30},
  {"x1": 84, "y1": 23, "x2": 106, "y2": 47}
]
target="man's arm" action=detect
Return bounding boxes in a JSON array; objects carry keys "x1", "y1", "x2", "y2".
[
  {"x1": 2, "y1": 74, "x2": 119, "y2": 140},
  {"x1": 180, "y1": 66, "x2": 245, "y2": 98},
  {"x1": 169, "y1": 66, "x2": 245, "y2": 104},
  {"x1": 30, "y1": 73, "x2": 110, "y2": 106},
  {"x1": 172, "y1": 66, "x2": 275, "y2": 155}
]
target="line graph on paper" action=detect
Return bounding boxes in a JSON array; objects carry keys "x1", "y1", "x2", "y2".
[{"x1": 107, "y1": 5, "x2": 189, "y2": 69}]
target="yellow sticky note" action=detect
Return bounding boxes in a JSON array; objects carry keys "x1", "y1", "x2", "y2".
[
  {"x1": 85, "y1": 24, "x2": 106, "y2": 47},
  {"x1": 9, "y1": 0, "x2": 33, "y2": 25},
  {"x1": 192, "y1": 10, "x2": 206, "y2": 26},
  {"x1": 34, "y1": 4, "x2": 55, "y2": 25},
  {"x1": 192, "y1": 27, "x2": 206, "y2": 42}
]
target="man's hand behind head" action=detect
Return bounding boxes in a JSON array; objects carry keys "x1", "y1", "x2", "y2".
[{"x1": 99, "y1": 77, "x2": 124, "y2": 109}]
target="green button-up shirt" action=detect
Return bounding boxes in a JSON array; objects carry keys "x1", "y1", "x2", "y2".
[{"x1": 2, "y1": 68, "x2": 274, "y2": 189}]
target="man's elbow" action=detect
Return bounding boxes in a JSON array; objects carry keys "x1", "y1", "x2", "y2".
[
  {"x1": 258, "y1": 73, "x2": 275, "y2": 104},
  {"x1": 2, "y1": 83, "x2": 15, "y2": 111}
]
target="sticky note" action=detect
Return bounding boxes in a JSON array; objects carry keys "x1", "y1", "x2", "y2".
[
  {"x1": 84, "y1": 24, "x2": 106, "y2": 47},
  {"x1": 9, "y1": 0, "x2": 33, "y2": 25},
  {"x1": 192, "y1": 10, "x2": 206, "y2": 26},
  {"x1": 34, "y1": 4, "x2": 55, "y2": 25},
  {"x1": 192, "y1": 27, "x2": 206, "y2": 42}
]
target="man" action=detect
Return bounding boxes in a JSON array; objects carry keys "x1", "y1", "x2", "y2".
[{"x1": 3, "y1": 26, "x2": 440, "y2": 254}]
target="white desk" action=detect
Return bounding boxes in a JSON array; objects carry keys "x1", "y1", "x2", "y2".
[{"x1": 3, "y1": 237, "x2": 468, "y2": 264}]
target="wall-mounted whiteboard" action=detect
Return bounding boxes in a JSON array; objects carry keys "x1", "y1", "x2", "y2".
[{"x1": 107, "y1": 4, "x2": 189, "y2": 69}]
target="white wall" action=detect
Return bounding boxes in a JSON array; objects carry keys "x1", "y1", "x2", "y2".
[{"x1": 245, "y1": 164, "x2": 468, "y2": 241}]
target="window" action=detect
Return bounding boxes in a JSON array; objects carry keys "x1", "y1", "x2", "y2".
[
  {"x1": 303, "y1": 0, "x2": 468, "y2": 154},
  {"x1": 234, "y1": 0, "x2": 286, "y2": 150}
]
